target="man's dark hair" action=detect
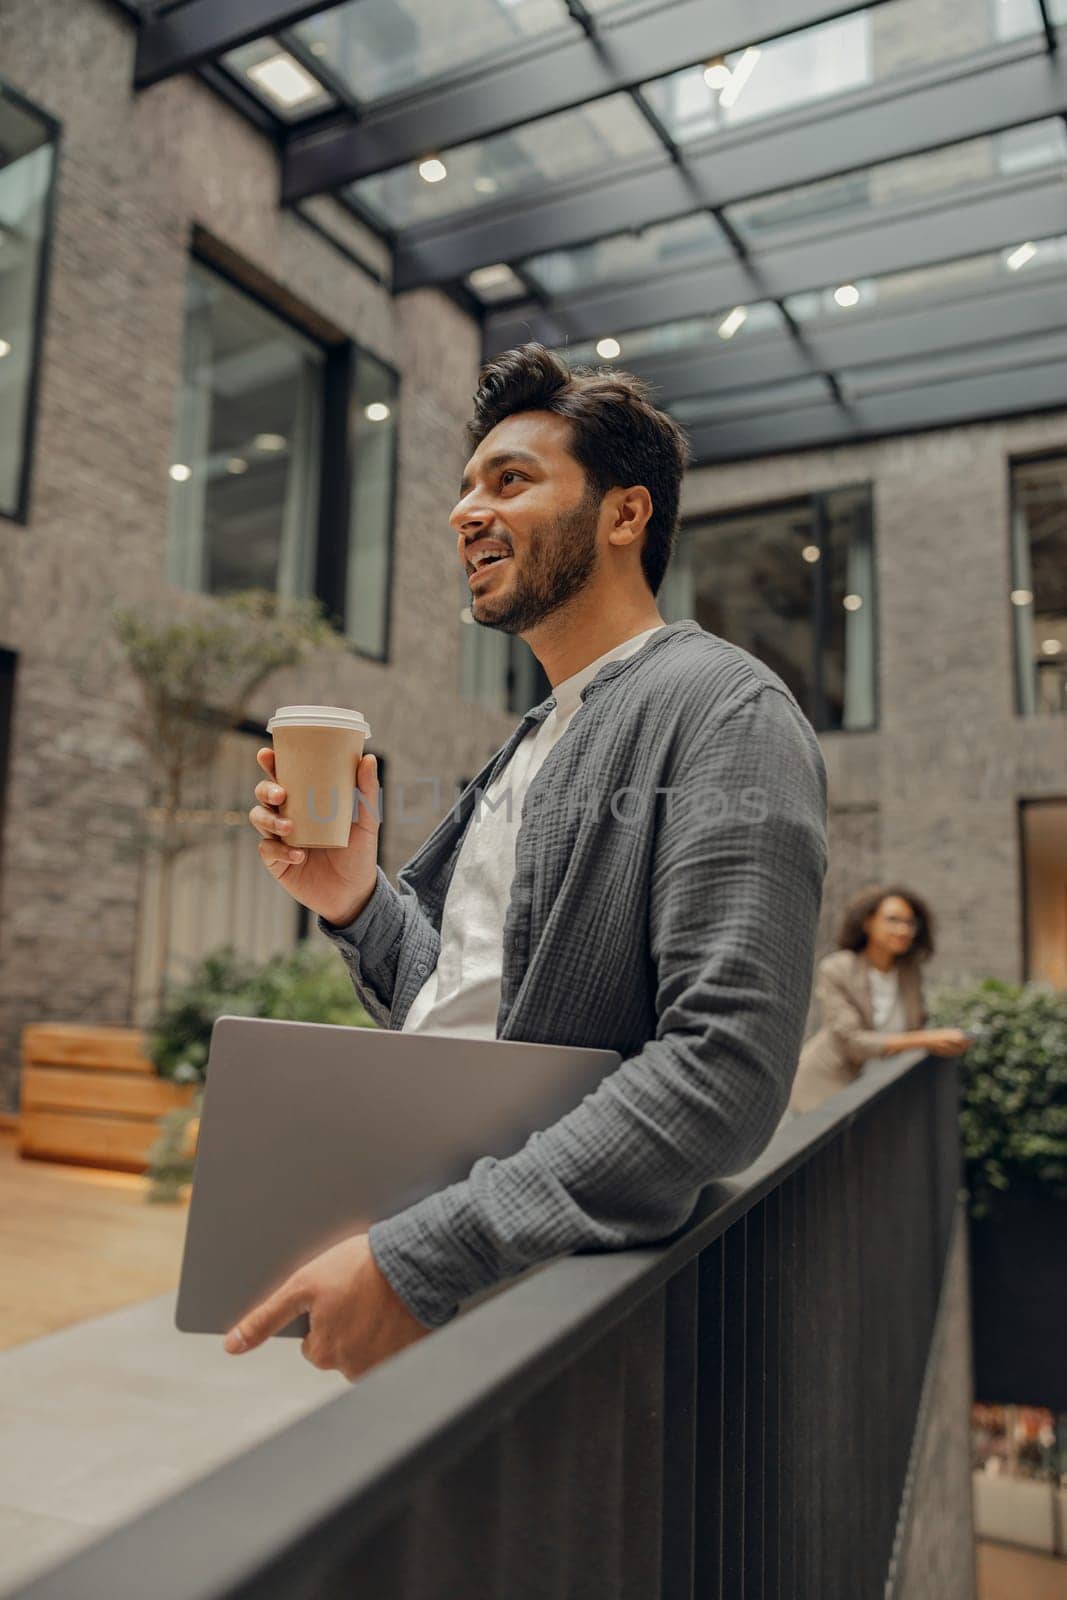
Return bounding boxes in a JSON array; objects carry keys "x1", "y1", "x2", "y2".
[{"x1": 466, "y1": 343, "x2": 691, "y2": 596}]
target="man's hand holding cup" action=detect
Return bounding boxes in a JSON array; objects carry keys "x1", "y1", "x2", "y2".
[{"x1": 249, "y1": 705, "x2": 380, "y2": 931}]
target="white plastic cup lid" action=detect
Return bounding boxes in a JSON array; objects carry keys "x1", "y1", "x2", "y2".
[{"x1": 267, "y1": 704, "x2": 371, "y2": 737}]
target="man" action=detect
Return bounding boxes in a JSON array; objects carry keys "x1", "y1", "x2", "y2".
[{"x1": 233, "y1": 344, "x2": 828, "y2": 1380}]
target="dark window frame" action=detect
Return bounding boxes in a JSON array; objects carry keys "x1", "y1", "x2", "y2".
[
  {"x1": 1008, "y1": 446, "x2": 1067, "y2": 720},
  {"x1": 0, "y1": 77, "x2": 61, "y2": 526},
  {"x1": 677, "y1": 480, "x2": 879, "y2": 735},
  {"x1": 179, "y1": 235, "x2": 400, "y2": 664},
  {"x1": 1018, "y1": 794, "x2": 1067, "y2": 983}
]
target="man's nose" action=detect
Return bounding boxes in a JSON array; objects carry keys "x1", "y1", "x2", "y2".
[{"x1": 450, "y1": 498, "x2": 493, "y2": 535}]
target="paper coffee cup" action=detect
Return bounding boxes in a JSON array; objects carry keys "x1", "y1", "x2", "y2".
[{"x1": 266, "y1": 705, "x2": 371, "y2": 848}]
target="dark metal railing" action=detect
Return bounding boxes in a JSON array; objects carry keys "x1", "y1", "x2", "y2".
[{"x1": 9, "y1": 1050, "x2": 960, "y2": 1600}]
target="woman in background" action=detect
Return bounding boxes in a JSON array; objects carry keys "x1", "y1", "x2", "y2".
[{"x1": 789, "y1": 883, "x2": 970, "y2": 1115}]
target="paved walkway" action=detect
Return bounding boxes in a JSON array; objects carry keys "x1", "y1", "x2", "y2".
[{"x1": 0, "y1": 1290, "x2": 344, "y2": 1594}]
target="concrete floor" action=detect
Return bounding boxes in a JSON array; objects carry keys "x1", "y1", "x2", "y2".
[
  {"x1": 978, "y1": 1542, "x2": 1067, "y2": 1600},
  {"x1": 0, "y1": 1289, "x2": 347, "y2": 1593},
  {"x1": 0, "y1": 1131, "x2": 345, "y2": 1593}
]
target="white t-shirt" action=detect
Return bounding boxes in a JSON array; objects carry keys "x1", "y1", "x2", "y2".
[
  {"x1": 401, "y1": 624, "x2": 667, "y2": 1039},
  {"x1": 867, "y1": 964, "x2": 908, "y2": 1035}
]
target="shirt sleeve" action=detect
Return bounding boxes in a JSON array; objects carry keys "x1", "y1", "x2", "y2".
[
  {"x1": 315, "y1": 864, "x2": 440, "y2": 1030},
  {"x1": 367, "y1": 683, "x2": 829, "y2": 1328},
  {"x1": 816, "y1": 962, "x2": 890, "y2": 1067}
]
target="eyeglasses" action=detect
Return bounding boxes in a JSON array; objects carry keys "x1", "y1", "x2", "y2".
[{"x1": 884, "y1": 914, "x2": 919, "y2": 930}]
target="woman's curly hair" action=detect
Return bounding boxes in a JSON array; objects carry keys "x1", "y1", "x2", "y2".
[{"x1": 836, "y1": 883, "x2": 936, "y2": 961}]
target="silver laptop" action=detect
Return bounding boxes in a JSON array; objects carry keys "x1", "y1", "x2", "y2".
[{"x1": 175, "y1": 1015, "x2": 621, "y2": 1338}]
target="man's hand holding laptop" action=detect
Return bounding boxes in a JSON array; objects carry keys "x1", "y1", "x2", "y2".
[
  {"x1": 239, "y1": 745, "x2": 428, "y2": 1380},
  {"x1": 223, "y1": 1231, "x2": 429, "y2": 1382}
]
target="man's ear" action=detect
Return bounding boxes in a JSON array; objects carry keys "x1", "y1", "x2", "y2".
[{"x1": 607, "y1": 485, "x2": 653, "y2": 548}]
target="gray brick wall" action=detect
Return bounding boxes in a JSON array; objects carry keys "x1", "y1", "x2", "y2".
[
  {"x1": 682, "y1": 409, "x2": 1067, "y2": 987},
  {"x1": 0, "y1": 0, "x2": 514, "y2": 1107}
]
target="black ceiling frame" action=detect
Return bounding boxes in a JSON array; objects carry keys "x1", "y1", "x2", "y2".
[
  {"x1": 396, "y1": 32, "x2": 1066, "y2": 294},
  {"x1": 482, "y1": 168, "x2": 1067, "y2": 355},
  {"x1": 682, "y1": 352, "x2": 1067, "y2": 465},
  {"x1": 125, "y1": 0, "x2": 1067, "y2": 464},
  {"x1": 280, "y1": 0, "x2": 899, "y2": 201},
  {"x1": 630, "y1": 275, "x2": 1067, "y2": 408},
  {"x1": 133, "y1": 0, "x2": 352, "y2": 89}
]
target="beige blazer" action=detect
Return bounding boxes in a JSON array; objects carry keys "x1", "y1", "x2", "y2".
[{"x1": 789, "y1": 948, "x2": 927, "y2": 1115}]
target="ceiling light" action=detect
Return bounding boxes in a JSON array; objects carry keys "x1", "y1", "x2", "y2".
[
  {"x1": 802, "y1": 545, "x2": 820, "y2": 563},
  {"x1": 718, "y1": 46, "x2": 761, "y2": 109},
  {"x1": 474, "y1": 176, "x2": 499, "y2": 195},
  {"x1": 1041, "y1": 638, "x2": 1063, "y2": 655},
  {"x1": 596, "y1": 337, "x2": 622, "y2": 359},
  {"x1": 843, "y1": 594, "x2": 863, "y2": 611},
  {"x1": 717, "y1": 306, "x2": 748, "y2": 339},
  {"x1": 364, "y1": 402, "x2": 391, "y2": 422},
  {"x1": 1010, "y1": 588, "x2": 1033, "y2": 606},
  {"x1": 253, "y1": 433, "x2": 287, "y2": 452},
  {"x1": 226, "y1": 457, "x2": 248, "y2": 474},
  {"x1": 419, "y1": 157, "x2": 448, "y2": 184},
  {"x1": 246, "y1": 51, "x2": 321, "y2": 109},
  {"x1": 169, "y1": 463, "x2": 191, "y2": 482},
  {"x1": 1006, "y1": 241, "x2": 1036, "y2": 271},
  {"x1": 834, "y1": 284, "x2": 860, "y2": 308},
  {"x1": 0, "y1": 339, "x2": 10, "y2": 358},
  {"x1": 703, "y1": 58, "x2": 731, "y2": 90}
]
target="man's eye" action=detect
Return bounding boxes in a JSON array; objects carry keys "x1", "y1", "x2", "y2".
[{"x1": 500, "y1": 470, "x2": 522, "y2": 487}]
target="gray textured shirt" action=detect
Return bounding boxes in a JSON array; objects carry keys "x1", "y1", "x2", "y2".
[{"x1": 316, "y1": 619, "x2": 828, "y2": 1327}]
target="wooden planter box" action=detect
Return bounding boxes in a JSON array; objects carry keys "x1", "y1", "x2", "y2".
[{"x1": 19, "y1": 1023, "x2": 197, "y2": 1174}]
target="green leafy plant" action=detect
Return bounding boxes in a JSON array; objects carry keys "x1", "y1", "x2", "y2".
[
  {"x1": 110, "y1": 587, "x2": 349, "y2": 1014},
  {"x1": 927, "y1": 978, "x2": 1067, "y2": 1216},
  {"x1": 141, "y1": 941, "x2": 376, "y2": 1201}
]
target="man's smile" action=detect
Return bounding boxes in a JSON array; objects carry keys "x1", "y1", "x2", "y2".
[{"x1": 469, "y1": 554, "x2": 513, "y2": 586}]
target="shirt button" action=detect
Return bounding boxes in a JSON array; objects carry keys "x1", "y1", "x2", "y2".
[{"x1": 415, "y1": 962, "x2": 428, "y2": 975}]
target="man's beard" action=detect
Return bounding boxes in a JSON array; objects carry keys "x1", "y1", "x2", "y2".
[{"x1": 471, "y1": 487, "x2": 600, "y2": 635}]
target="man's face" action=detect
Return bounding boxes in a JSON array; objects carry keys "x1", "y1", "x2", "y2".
[{"x1": 451, "y1": 411, "x2": 602, "y2": 635}]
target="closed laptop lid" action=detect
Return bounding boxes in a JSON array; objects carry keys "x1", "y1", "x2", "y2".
[{"x1": 176, "y1": 1016, "x2": 621, "y2": 1338}]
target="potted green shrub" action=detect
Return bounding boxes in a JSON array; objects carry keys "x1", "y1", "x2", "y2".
[
  {"x1": 142, "y1": 942, "x2": 376, "y2": 1202},
  {"x1": 928, "y1": 978, "x2": 1067, "y2": 1409}
]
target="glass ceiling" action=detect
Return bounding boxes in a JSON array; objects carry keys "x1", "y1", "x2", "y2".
[
  {"x1": 558, "y1": 303, "x2": 787, "y2": 367},
  {"x1": 136, "y1": 0, "x2": 1067, "y2": 461},
  {"x1": 725, "y1": 119, "x2": 1067, "y2": 246},
  {"x1": 349, "y1": 93, "x2": 661, "y2": 229},
  {"x1": 785, "y1": 233, "x2": 1067, "y2": 325},
  {"x1": 641, "y1": 0, "x2": 1049, "y2": 146},
  {"x1": 290, "y1": 0, "x2": 578, "y2": 106},
  {"x1": 520, "y1": 212, "x2": 731, "y2": 299},
  {"x1": 329, "y1": 0, "x2": 1057, "y2": 231}
]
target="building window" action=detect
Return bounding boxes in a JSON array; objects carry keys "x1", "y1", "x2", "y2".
[
  {"x1": 167, "y1": 260, "x2": 325, "y2": 598},
  {"x1": 0, "y1": 82, "x2": 58, "y2": 522},
  {"x1": 343, "y1": 352, "x2": 397, "y2": 660},
  {"x1": 167, "y1": 257, "x2": 398, "y2": 660},
  {"x1": 1021, "y1": 800, "x2": 1067, "y2": 988},
  {"x1": 1011, "y1": 453, "x2": 1067, "y2": 717},
  {"x1": 665, "y1": 485, "x2": 877, "y2": 732}
]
